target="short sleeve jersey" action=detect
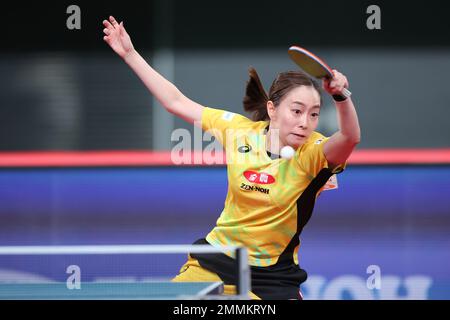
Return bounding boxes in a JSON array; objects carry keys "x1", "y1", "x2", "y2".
[{"x1": 201, "y1": 107, "x2": 346, "y2": 267}]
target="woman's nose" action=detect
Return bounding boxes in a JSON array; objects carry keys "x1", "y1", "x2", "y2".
[{"x1": 297, "y1": 116, "x2": 308, "y2": 129}]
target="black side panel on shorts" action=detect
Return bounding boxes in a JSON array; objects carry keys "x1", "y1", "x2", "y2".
[{"x1": 191, "y1": 239, "x2": 307, "y2": 300}]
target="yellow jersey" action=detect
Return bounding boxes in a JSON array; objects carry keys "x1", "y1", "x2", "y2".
[{"x1": 201, "y1": 107, "x2": 346, "y2": 267}]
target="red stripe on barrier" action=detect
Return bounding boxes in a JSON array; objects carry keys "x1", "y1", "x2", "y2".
[
  {"x1": 348, "y1": 149, "x2": 450, "y2": 164},
  {"x1": 0, "y1": 149, "x2": 449, "y2": 167},
  {"x1": 0, "y1": 151, "x2": 226, "y2": 167}
]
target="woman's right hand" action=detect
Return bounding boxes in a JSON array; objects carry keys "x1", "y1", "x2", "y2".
[{"x1": 102, "y1": 16, "x2": 135, "y2": 59}]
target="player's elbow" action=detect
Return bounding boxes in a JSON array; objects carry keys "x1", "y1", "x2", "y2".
[
  {"x1": 353, "y1": 130, "x2": 361, "y2": 144},
  {"x1": 165, "y1": 96, "x2": 185, "y2": 116},
  {"x1": 344, "y1": 132, "x2": 360, "y2": 145}
]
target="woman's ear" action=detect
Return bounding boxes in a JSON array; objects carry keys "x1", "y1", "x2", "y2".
[{"x1": 267, "y1": 101, "x2": 276, "y2": 120}]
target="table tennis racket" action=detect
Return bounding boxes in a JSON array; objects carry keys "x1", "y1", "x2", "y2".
[{"x1": 288, "y1": 45, "x2": 352, "y2": 98}]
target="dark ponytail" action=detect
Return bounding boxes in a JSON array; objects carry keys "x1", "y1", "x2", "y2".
[
  {"x1": 243, "y1": 67, "x2": 322, "y2": 122},
  {"x1": 243, "y1": 67, "x2": 270, "y2": 121}
]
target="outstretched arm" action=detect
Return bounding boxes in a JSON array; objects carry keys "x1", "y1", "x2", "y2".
[
  {"x1": 322, "y1": 70, "x2": 361, "y2": 169},
  {"x1": 102, "y1": 16, "x2": 204, "y2": 125}
]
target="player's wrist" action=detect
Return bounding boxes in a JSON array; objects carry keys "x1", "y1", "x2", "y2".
[
  {"x1": 333, "y1": 96, "x2": 352, "y2": 107},
  {"x1": 332, "y1": 94, "x2": 348, "y2": 102},
  {"x1": 332, "y1": 87, "x2": 352, "y2": 102},
  {"x1": 123, "y1": 48, "x2": 138, "y2": 62}
]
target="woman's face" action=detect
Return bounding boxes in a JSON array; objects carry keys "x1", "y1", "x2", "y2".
[{"x1": 267, "y1": 85, "x2": 321, "y2": 150}]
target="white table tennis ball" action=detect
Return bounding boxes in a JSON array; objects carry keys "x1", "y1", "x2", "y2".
[{"x1": 280, "y1": 146, "x2": 295, "y2": 159}]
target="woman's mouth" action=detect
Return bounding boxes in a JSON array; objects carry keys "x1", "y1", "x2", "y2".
[{"x1": 292, "y1": 133, "x2": 306, "y2": 139}]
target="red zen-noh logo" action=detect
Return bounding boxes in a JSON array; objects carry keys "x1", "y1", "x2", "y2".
[{"x1": 243, "y1": 171, "x2": 275, "y2": 185}]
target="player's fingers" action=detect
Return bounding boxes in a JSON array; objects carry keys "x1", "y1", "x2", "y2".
[
  {"x1": 333, "y1": 72, "x2": 346, "y2": 86},
  {"x1": 333, "y1": 70, "x2": 348, "y2": 85},
  {"x1": 103, "y1": 19, "x2": 114, "y2": 30},
  {"x1": 329, "y1": 79, "x2": 338, "y2": 89},
  {"x1": 322, "y1": 78, "x2": 330, "y2": 90},
  {"x1": 332, "y1": 69, "x2": 342, "y2": 77},
  {"x1": 109, "y1": 16, "x2": 119, "y2": 28},
  {"x1": 333, "y1": 71, "x2": 347, "y2": 87},
  {"x1": 338, "y1": 76, "x2": 347, "y2": 88},
  {"x1": 119, "y1": 21, "x2": 124, "y2": 35},
  {"x1": 103, "y1": 28, "x2": 111, "y2": 35},
  {"x1": 333, "y1": 71, "x2": 343, "y2": 81},
  {"x1": 342, "y1": 76, "x2": 349, "y2": 87}
]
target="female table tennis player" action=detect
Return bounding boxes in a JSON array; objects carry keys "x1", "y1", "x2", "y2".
[{"x1": 102, "y1": 16, "x2": 361, "y2": 300}]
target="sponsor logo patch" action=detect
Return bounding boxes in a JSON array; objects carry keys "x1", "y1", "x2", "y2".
[
  {"x1": 240, "y1": 182, "x2": 270, "y2": 194},
  {"x1": 243, "y1": 171, "x2": 275, "y2": 184},
  {"x1": 238, "y1": 145, "x2": 252, "y2": 153},
  {"x1": 323, "y1": 174, "x2": 338, "y2": 191},
  {"x1": 222, "y1": 112, "x2": 235, "y2": 122}
]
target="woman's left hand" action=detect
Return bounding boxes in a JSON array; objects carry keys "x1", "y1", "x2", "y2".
[{"x1": 322, "y1": 70, "x2": 349, "y2": 96}]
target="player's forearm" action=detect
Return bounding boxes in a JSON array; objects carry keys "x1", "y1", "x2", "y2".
[
  {"x1": 334, "y1": 97, "x2": 361, "y2": 143},
  {"x1": 123, "y1": 49, "x2": 183, "y2": 110}
]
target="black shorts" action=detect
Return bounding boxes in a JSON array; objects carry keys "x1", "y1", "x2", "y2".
[{"x1": 190, "y1": 238, "x2": 307, "y2": 300}]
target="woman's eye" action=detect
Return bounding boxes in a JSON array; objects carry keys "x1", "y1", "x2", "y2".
[
  {"x1": 312, "y1": 113, "x2": 319, "y2": 117},
  {"x1": 293, "y1": 109, "x2": 301, "y2": 114}
]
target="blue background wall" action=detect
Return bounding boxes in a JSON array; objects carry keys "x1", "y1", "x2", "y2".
[{"x1": 0, "y1": 165, "x2": 449, "y2": 299}]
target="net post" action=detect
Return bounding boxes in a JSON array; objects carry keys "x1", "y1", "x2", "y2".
[{"x1": 235, "y1": 247, "x2": 250, "y2": 299}]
